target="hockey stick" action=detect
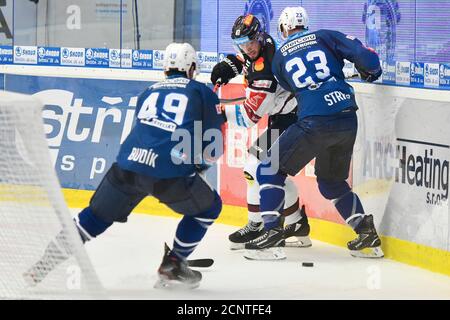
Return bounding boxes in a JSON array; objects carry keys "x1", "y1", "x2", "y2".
[
  {"x1": 220, "y1": 96, "x2": 246, "y2": 104},
  {"x1": 218, "y1": 73, "x2": 360, "y2": 105},
  {"x1": 187, "y1": 258, "x2": 214, "y2": 268}
]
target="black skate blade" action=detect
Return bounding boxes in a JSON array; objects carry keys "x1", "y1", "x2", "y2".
[{"x1": 187, "y1": 258, "x2": 214, "y2": 268}]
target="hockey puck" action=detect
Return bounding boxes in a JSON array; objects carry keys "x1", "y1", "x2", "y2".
[{"x1": 302, "y1": 262, "x2": 314, "y2": 267}]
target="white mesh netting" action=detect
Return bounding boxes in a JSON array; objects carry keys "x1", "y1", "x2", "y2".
[{"x1": 0, "y1": 91, "x2": 104, "y2": 299}]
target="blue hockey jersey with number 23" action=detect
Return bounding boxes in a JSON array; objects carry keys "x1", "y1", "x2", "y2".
[{"x1": 272, "y1": 29, "x2": 381, "y2": 119}]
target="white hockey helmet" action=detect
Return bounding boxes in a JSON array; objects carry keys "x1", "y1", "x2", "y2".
[
  {"x1": 278, "y1": 7, "x2": 309, "y2": 40},
  {"x1": 163, "y1": 42, "x2": 198, "y2": 77}
]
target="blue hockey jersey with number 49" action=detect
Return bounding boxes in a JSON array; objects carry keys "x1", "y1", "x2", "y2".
[
  {"x1": 272, "y1": 29, "x2": 381, "y2": 119},
  {"x1": 116, "y1": 75, "x2": 224, "y2": 178}
]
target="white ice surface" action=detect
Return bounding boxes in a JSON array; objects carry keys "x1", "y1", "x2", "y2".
[{"x1": 77, "y1": 211, "x2": 450, "y2": 300}]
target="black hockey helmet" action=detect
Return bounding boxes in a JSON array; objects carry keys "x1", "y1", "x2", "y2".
[
  {"x1": 231, "y1": 15, "x2": 264, "y2": 56},
  {"x1": 231, "y1": 14, "x2": 262, "y2": 44}
]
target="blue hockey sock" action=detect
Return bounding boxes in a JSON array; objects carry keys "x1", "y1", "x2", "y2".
[
  {"x1": 318, "y1": 179, "x2": 365, "y2": 229},
  {"x1": 75, "y1": 207, "x2": 112, "y2": 243},
  {"x1": 334, "y1": 193, "x2": 366, "y2": 229},
  {"x1": 172, "y1": 195, "x2": 221, "y2": 259}
]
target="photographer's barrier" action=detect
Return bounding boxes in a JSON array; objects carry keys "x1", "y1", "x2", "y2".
[{"x1": 1, "y1": 64, "x2": 449, "y2": 276}]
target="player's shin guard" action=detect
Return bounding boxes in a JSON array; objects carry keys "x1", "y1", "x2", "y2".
[
  {"x1": 171, "y1": 194, "x2": 222, "y2": 260},
  {"x1": 243, "y1": 164, "x2": 287, "y2": 260}
]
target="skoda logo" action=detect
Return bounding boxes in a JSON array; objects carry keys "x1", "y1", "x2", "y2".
[
  {"x1": 111, "y1": 50, "x2": 119, "y2": 60},
  {"x1": 38, "y1": 47, "x2": 46, "y2": 58},
  {"x1": 132, "y1": 50, "x2": 139, "y2": 61},
  {"x1": 62, "y1": 48, "x2": 69, "y2": 59},
  {"x1": 86, "y1": 49, "x2": 93, "y2": 60},
  {"x1": 15, "y1": 47, "x2": 22, "y2": 57},
  {"x1": 198, "y1": 53, "x2": 204, "y2": 63}
]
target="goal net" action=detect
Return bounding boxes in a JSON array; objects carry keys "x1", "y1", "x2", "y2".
[{"x1": 0, "y1": 91, "x2": 103, "y2": 299}]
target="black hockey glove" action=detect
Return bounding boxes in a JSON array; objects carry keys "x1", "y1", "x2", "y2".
[
  {"x1": 356, "y1": 66, "x2": 382, "y2": 83},
  {"x1": 210, "y1": 55, "x2": 243, "y2": 86}
]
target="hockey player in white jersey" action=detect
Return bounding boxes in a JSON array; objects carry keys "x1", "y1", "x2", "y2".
[{"x1": 211, "y1": 14, "x2": 311, "y2": 254}]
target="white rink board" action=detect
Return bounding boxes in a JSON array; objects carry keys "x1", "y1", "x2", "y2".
[{"x1": 352, "y1": 83, "x2": 450, "y2": 252}]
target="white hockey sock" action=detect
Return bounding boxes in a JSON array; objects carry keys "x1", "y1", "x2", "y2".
[
  {"x1": 284, "y1": 210, "x2": 301, "y2": 225},
  {"x1": 248, "y1": 211, "x2": 263, "y2": 223}
]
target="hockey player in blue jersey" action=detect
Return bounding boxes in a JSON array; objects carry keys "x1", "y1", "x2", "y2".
[
  {"x1": 211, "y1": 14, "x2": 311, "y2": 253},
  {"x1": 24, "y1": 43, "x2": 225, "y2": 289},
  {"x1": 247, "y1": 7, "x2": 384, "y2": 259}
]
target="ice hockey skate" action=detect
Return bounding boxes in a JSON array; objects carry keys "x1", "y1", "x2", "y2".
[
  {"x1": 243, "y1": 226, "x2": 286, "y2": 260},
  {"x1": 284, "y1": 206, "x2": 312, "y2": 248},
  {"x1": 228, "y1": 221, "x2": 265, "y2": 250},
  {"x1": 154, "y1": 243, "x2": 202, "y2": 289},
  {"x1": 347, "y1": 215, "x2": 384, "y2": 258}
]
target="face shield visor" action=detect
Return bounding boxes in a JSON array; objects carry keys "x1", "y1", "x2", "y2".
[{"x1": 232, "y1": 36, "x2": 261, "y2": 59}]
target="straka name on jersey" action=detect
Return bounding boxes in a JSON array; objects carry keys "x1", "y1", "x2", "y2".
[
  {"x1": 61, "y1": 47, "x2": 85, "y2": 66},
  {"x1": 395, "y1": 61, "x2": 410, "y2": 85},
  {"x1": 13, "y1": 46, "x2": 38, "y2": 64},
  {"x1": 424, "y1": 63, "x2": 440, "y2": 88}
]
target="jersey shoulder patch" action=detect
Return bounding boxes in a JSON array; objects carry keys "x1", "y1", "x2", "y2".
[{"x1": 252, "y1": 79, "x2": 273, "y2": 89}]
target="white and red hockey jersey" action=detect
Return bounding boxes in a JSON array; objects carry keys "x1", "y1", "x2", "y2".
[{"x1": 223, "y1": 33, "x2": 297, "y2": 128}]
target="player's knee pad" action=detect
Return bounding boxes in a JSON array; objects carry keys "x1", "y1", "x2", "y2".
[
  {"x1": 166, "y1": 174, "x2": 221, "y2": 218},
  {"x1": 90, "y1": 169, "x2": 144, "y2": 224},
  {"x1": 284, "y1": 178, "x2": 299, "y2": 208},
  {"x1": 317, "y1": 179, "x2": 351, "y2": 200},
  {"x1": 195, "y1": 193, "x2": 222, "y2": 220}
]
